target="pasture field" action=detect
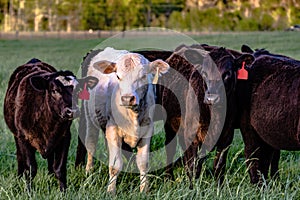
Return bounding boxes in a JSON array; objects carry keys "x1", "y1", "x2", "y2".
[{"x1": 0, "y1": 31, "x2": 299, "y2": 199}]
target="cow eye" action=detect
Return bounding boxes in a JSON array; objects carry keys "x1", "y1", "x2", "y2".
[
  {"x1": 51, "y1": 89, "x2": 59, "y2": 95},
  {"x1": 223, "y1": 71, "x2": 232, "y2": 81},
  {"x1": 115, "y1": 73, "x2": 121, "y2": 81},
  {"x1": 201, "y1": 71, "x2": 208, "y2": 80},
  {"x1": 141, "y1": 74, "x2": 147, "y2": 80}
]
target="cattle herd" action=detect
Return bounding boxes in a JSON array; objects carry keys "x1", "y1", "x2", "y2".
[{"x1": 3, "y1": 43, "x2": 299, "y2": 193}]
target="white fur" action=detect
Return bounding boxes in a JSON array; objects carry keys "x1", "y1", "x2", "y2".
[{"x1": 83, "y1": 47, "x2": 169, "y2": 194}]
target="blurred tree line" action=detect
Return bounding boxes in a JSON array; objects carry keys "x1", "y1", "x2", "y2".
[{"x1": 0, "y1": 0, "x2": 299, "y2": 32}]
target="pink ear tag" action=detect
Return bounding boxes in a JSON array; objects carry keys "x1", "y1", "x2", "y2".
[
  {"x1": 78, "y1": 83, "x2": 90, "y2": 100},
  {"x1": 237, "y1": 61, "x2": 248, "y2": 80}
]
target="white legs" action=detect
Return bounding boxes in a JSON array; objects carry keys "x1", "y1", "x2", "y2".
[
  {"x1": 106, "y1": 125, "x2": 152, "y2": 194},
  {"x1": 106, "y1": 125, "x2": 123, "y2": 194},
  {"x1": 136, "y1": 138, "x2": 150, "y2": 193}
]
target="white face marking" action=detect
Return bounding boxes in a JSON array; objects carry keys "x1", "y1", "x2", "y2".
[
  {"x1": 56, "y1": 75, "x2": 78, "y2": 87},
  {"x1": 115, "y1": 54, "x2": 151, "y2": 105}
]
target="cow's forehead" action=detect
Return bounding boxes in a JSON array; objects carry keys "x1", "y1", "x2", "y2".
[
  {"x1": 116, "y1": 53, "x2": 149, "y2": 73},
  {"x1": 55, "y1": 75, "x2": 78, "y2": 87}
]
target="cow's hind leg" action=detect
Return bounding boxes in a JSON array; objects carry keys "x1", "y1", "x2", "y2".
[
  {"x1": 241, "y1": 125, "x2": 272, "y2": 185},
  {"x1": 14, "y1": 136, "x2": 25, "y2": 176},
  {"x1": 270, "y1": 149, "x2": 280, "y2": 179},
  {"x1": 75, "y1": 105, "x2": 87, "y2": 167},
  {"x1": 47, "y1": 153, "x2": 54, "y2": 175},
  {"x1": 85, "y1": 123, "x2": 100, "y2": 172},
  {"x1": 257, "y1": 143, "x2": 276, "y2": 184},
  {"x1": 164, "y1": 122, "x2": 177, "y2": 179},
  {"x1": 121, "y1": 141, "x2": 134, "y2": 164}
]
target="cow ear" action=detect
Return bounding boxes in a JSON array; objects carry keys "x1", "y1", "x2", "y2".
[
  {"x1": 234, "y1": 54, "x2": 255, "y2": 70},
  {"x1": 184, "y1": 49, "x2": 204, "y2": 65},
  {"x1": 93, "y1": 60, "x2": 117, "y2": 74},
  {"x1": 149, "y1": 59, "x2": 170, "y2": 74},
  {"x1": 29, "y1": 75, "x2": 49, "y2": 92},
  {"x1": 149, "y1": 59, "x2": 170, "y2": 84},
  {"x1": 77, "y1": 76, "x2": 99, "y2": 89},
  {"x1": 241, "y1": 44, "x2": 254, "y2": 53}
]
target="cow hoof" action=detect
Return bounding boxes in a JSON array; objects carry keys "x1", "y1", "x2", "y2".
[
  {"x1": 85, "y1": 164, "x2": 94, "y2": 174},
  {"x1": 107, "y1": 186, "x2": 116, "y2": 196},
  {"x1": 140, "y1": 185, "x2": 149, "y2": 193}
]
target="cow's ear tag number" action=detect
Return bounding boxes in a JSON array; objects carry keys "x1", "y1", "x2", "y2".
[
  {"x1": 237, "y1": 61, "x2": 248, "y2": 80},
  {"x1": 78, "y1": 83, "x2": 90, "y2": 100}
]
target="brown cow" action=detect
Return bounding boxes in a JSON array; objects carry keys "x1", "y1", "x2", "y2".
[
  {"x1": 3, "y1": 58, "x2": 98, "y2": 191},
  {"x1": 238, "y1": 45, "x2": 300, "y2": 184},
  {"x1": 163, "y1": 45, "x2": 254, "y2": 188}
]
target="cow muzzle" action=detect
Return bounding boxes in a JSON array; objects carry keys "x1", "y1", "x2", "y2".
[
  {"x1": 204, "y1": 92, "x2": 220, "y2": 105},
  {"x1": 121, "y1": 95, "x2": 138, "y2": 110},
  {"x1": 62, "y1": 107, "x2": 80, "y2": 120}
]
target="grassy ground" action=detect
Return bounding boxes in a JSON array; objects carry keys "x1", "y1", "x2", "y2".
[{"x1": 0, "y1": 31, "x2": 299, "y2": 199}]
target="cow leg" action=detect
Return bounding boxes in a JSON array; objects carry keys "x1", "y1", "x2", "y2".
[
  {"x1": 270, "y1": 149, "x2": 280, "y2": 179},
  {"x1": 240, "y1": 123, "x2": 269, "y2": 184},
  {"x1": 75, "y1": 105, "x2": 87, "y2": 167},
  {"x1": 52, "y1": 132, "x2": 71, "y2": 191},
  {"x1": 164, "y1": 122, "x2": 177, "y2": 179},
  {"x1": 213, "y1": 148, "x2": 229, "y2": 185},
  {"x1": 121, "y1": 141, "x2": 134, "y2": 164},
  {"x1": 213, "y1": 128, "x2": 234, "y2": 185},
  {"x1": 184, "y1": 139, "x2": 200, "y2": 189},
  {"x1": 257, "y1": 143, "x2": 275, "y2": 183},
  {"x1": 47, "y1": 153, "x2": 54, "y2": 175},
  {"x1": 75, "y1": 137, "x2": 87, "y2": 168},
  {"x1": 136, "y1": 136, "x2": 151, "y2": 193},
  {"x1": 85, "y1": 122, "x2": 100, "y2": 172},
  {"x1": 17, "y1": 138, "x2": 37, "y2": 190},
  {"x1": 106, "y1": 125, "x2": 122, "y2": 195},
  {"x1": 14, "y1": 136, "x2": 25, "y2": 176}
]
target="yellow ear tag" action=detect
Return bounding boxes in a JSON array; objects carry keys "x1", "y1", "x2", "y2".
[{"x1": 152, "y1": 67, "x2": 159, "y2": 84}]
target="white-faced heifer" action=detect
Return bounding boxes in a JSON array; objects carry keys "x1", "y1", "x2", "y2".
[
  {"x1": 82, "y1": 47, "x2": 170, "y2": 194},
  {"x1": 3, "y1": 58, "x2": 98, "y2": 191}
]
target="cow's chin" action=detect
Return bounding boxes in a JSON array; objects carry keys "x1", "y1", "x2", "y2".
[
  {"x1": 204, "y1": 94, "x2": 220, "y2": 105},
  {"x1": 60, "y1": 107, "x2": 80, "y2": 120},
  {"x1": 121, "y1": 104, "x2": 139, "y2": 113}
]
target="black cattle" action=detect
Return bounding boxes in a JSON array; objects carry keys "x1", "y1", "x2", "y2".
[
  {"x1": 4, "y1": 58, "x2": 98, "y2": 191},
  {"x1": 238, "y1": 45, "x2": 300, "y2": 184}
]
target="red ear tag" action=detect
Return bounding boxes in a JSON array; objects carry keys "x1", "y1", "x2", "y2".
[
  {"x1": 78, "y1": 83, "x2": 90, "y2": 100},
  {"x1": 237, "y1": 61, "x2": 248, "y2": 80}
]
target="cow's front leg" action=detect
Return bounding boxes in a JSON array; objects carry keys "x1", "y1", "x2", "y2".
[
  {"x1": 213, "y1": 128, "x2": 234, "y2": 185},
  {"x1": 136, "y1": 136, "x2": 151, "y2": 193},
  {"x1": 53, "y1": 132, "x2": 71, "y2": 191},
  {"x1": 75, "y1": 104, "x2": 87, "y2": 168},
  {"x1": 106, "y1": 125, "x2": 123, "y2": 195},
  {"x1": 17, "y1": 137, "x2": 37, "y2": 190}
]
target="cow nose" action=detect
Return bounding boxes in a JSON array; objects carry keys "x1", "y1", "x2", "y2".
[
  {"x1": 64, "y1": 107, "x2": 74, "y2": 118},
  {"x1": 66, "y1": 108, "x2": 73, "y2": 117},
  {"x1": 121, "y1": 95, "x2": 136, "y2": 106},
  {"x1": 204, "y1": 92, "x2": 220, "y2": 105}
]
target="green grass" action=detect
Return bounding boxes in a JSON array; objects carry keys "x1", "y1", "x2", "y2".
[{"x1": 0, "y1": 32, "x2": 300, "y2": 199}]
